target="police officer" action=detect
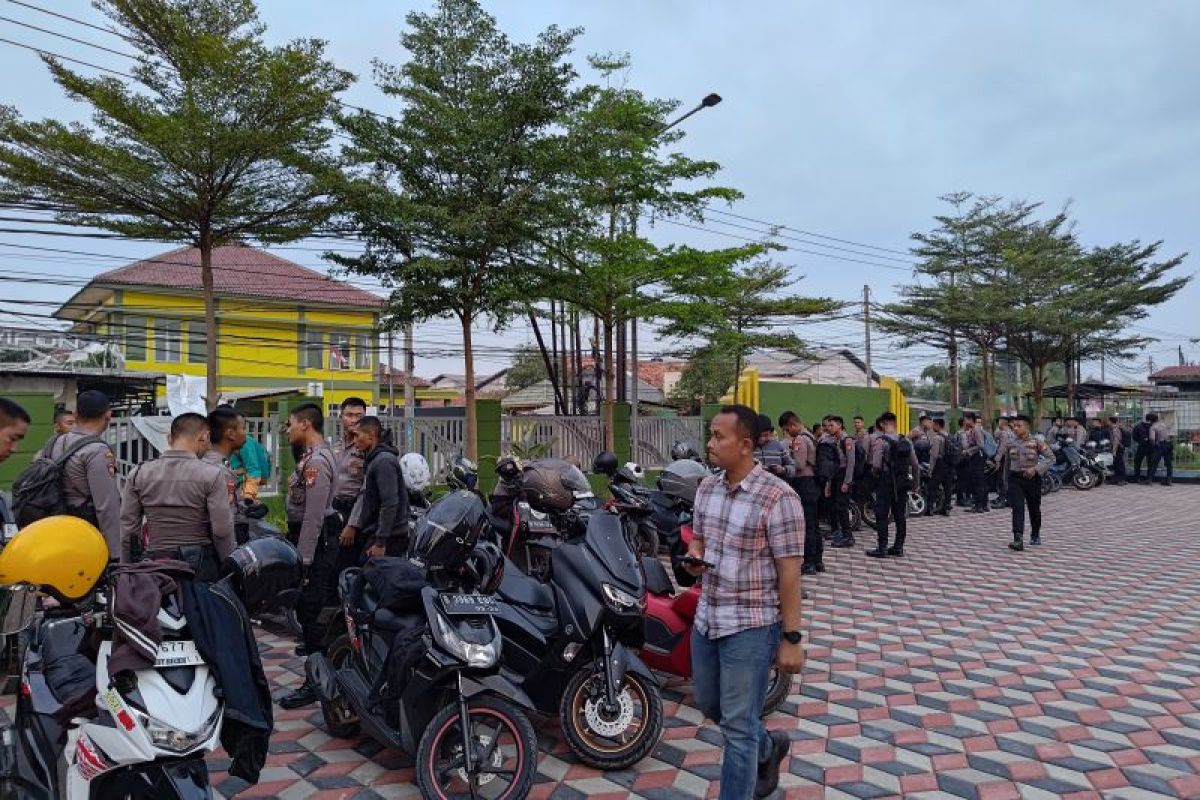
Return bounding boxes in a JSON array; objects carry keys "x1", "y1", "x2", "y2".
[
  {"x1": 820, "y1": 415, "x2": 857, "y2": 548},
  {"x1": 1131, "y1": 414, "x2": 1153, "y2": 482},
  {"x1": 0, "y1": 398, "x2": 31, "y2": 536},
  {"x1": 280, "y1": 402, "x2": 340, "y2": 709},
  {"x1": 1106, "y1": 415, "x2": 1128, "y2": 486},
  {"x1": 52, "y1": 408, "x2": 75, "y2": 435},
  {"x1": 44, "y1": 390, "x2": 121, "y2": 559},
  {"x1": 1046, "y1": 416, "x2": 1064, "y2": 443},
  {"x1": 1001, "y1": 414, "x2": 1052, "y2": 552},
  {"x1": 991, "y1": 416, "x2": 1017, "y2": 508},
  {"x1": 928, "y1": 418, "x2": 952, "y2": 516},
  {"x1": 959, "y1": 412, "x2": 988, "y2": 513},
  {"x1": 865, "y1": 412, "x2": 919, "y2": 558},
  {"x1": 120, "y1": 413, "x2": 235, "y2": 578},
  {"x1": 780, "y1": 411, "x2": 821, "y2": 575},
  {"x1": 1147, "y1": 413, "x2": 1173, "y2": 486},
  {"x1": 331, "y1": 397, "x2": 368, "y2": 572},
  {"x1": 753, "y1": 414, "x2": 795, "y2": 480},
  {"x1": 205, "y1": 406, "x2": 249, "y2": 544}
]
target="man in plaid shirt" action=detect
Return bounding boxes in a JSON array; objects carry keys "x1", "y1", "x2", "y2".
[{"x1": 684, "y1": 405, "x2": 806, "y2": 800}]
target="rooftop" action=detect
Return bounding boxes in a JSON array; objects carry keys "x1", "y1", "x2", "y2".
[{"x1": 1150, "y1": 365, "x2": 1200, "y2": 382}]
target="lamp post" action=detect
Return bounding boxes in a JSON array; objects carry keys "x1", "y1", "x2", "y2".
[{"x1": 629, "y1": 92, "x2": 722, "y2": 462}]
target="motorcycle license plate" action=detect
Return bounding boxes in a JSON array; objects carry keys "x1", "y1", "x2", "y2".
[
  {"x1": 154, "y1": 640, "x2": 206, "y2": 668},
  {"x1": 441, "y1": 594, "x2": 500, "y2": 615}
]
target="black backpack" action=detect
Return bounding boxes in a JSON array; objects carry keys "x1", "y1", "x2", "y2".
[
  {"x1": 1132, "y1": 421, "x2": 1150, "y2": 445},
  {"x1": 815, "y1": 438, "x2": 841, "y2": 482},
  {"x1": 887, "y1": 436, "x2": 914, "y2": 485},
  {"x1": 943, "y1": 434, "x2": 963, "y2": 467},
  {"x1": 10, "y1": 434, "x2": 102, "y2": 527},
  {"x1": 852, "y1": 438, "x2": 868, "y2": 481}
]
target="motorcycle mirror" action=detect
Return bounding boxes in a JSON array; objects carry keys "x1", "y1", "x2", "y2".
[{"x1": 0, "y1": 585, "x2": 37, "y2": 636}]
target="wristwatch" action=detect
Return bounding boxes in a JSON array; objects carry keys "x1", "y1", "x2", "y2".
[{"x1": 782, "y1": 630, "x2": 803, "y2": 645}]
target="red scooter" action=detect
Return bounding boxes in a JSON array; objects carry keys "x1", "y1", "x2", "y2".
[{"x1": 639, "y1": 517, "x2": 792, "y2": 717}]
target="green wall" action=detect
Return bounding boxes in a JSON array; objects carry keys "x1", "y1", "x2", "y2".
[
  {"x1": 758, "y1": 382, "x2": 892, "y2": 430},
  {"x1": 0, "y1": 393, "x2": 56, "y2": 491}
]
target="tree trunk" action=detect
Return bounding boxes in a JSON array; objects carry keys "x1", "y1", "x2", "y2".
[
  {"x1": 1031, "y1": 364, "x2": 1046, "y2": 429},
  {"x1": 200, "y1": 230, "x2": 218, "y2": 411},
  {"x1": 948, "y1": 334, "x2": 960, "y2": 414},
  {"x1": 603, "y1": 314, "x2": 615, "y2": 451},
  {"x1": 461, "y1": 316, "x2": 478, "y2": 461},
  {"x1": 526, "y1": 305, "x2": 564, "y2": 415},
  {"x1": 980, "y1": 346, "x2": 995, "y2": 425}
]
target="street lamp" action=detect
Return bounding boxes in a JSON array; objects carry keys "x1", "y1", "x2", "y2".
[{"x1": 664, "y1": 92, "x2": 723, "y2": 131}]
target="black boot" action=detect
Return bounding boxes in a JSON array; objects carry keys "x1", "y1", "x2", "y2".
[
  {"x1": 865, "y1": 547, "x2": 888, "y2": 558},
  {"x1": 279, "y1": 680, "x2": 319, "y2": 709},
  {"x1": 1030, "y1": 532, "x2": 1041, "y2": 545},
  {"x1": 1008, "y1": 534, "x2": 1024, "y2": 552},
  {"x1": 801, "y1": 562, "x2": 819, "y2": 576}
]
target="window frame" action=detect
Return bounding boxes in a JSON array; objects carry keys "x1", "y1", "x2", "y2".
[{"x1": 153, "y1": 318, "x2": 182, "y2": 364}]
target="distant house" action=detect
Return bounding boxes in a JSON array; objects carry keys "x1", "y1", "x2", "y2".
[
  {"x1": 377, "y1": 365, "x2": 464, "y2": 411},
  {"x1": 424, "y1": 369, "x2": 512, "y2": 406},
  {"x1": 1149, "y1": 366, "x2": 1200, "y2": 393},
  {"x1": 501, "y1": 360, "x2": 676, "y2": 415},
  {"x1": 746, "y1": 349, "x2": 880, "y2": 387}
]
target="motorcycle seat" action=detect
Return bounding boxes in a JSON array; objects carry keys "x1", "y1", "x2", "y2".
[
  {"x1": 497, "y1": 561, "x2": 555, "y2": 612},
  {"x1": 373, "y1": 607, "x2": 421, "y2": 635}
]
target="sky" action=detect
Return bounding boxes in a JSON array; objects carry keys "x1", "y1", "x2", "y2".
[{"x1": 0, "y1": 1, "x2": 1197, "y2": 385}]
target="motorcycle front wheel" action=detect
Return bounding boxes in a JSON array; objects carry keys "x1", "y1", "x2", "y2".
[
  {"x1": 416, "y1": 695, "x2": 537, "y2": 800},
  {"x1": 561, "y1": 667, "x2": 663, "y2": 770},
  {"x1": 1072, "y1": 469, "x2": 1096, "y2": 491},
  {"x1": 762, "y1": 667, "x2": 792, "y2": 717},
  {"x1": 906, "y1": 491, "x2": 926, "y2": 516}
]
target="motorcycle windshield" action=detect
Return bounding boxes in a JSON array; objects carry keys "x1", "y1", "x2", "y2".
[{"x1": 582, "y1": 512, "x2": 643, "y2": 593}]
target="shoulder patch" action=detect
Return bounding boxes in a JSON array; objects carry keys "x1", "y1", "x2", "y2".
[
  {"x1": 304, "y1": 465, "x2": 319, "y2": 487},
  {"x1": 105, "y1": 450, "x2": 117, "y2": 477}
]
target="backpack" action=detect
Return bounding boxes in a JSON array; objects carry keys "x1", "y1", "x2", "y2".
[
  {"x1": 943, "y1": 434, "x2": 963, "y2": 467},
  {"x1": 10, "y1": 434, "x2": 103, "y2": 527},
  {"x1": 852, "y1": 438, "x2": 868, "y2": 481},
  {"x1": 981, "y1": 430, "x2": 998, "y2": 459},
  {"x1": 887, "y1": 436, "x2": 915, "y2": 485},
  {"x1": 914, "y1": 437, "x2": 932, "y2": 463},
  {"x1": 1120, "y1": 427, "x2": 1132, "y2": 449},
  {"x1": 815, "y1": 438, "x2": 841, "y2": 482},
  {"x1": 1132, "y1": 421, "x2": 1150, "y2": 445}
]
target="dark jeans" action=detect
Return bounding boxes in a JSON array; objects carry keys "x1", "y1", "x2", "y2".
[
  {"x1": 1132, "y1": 444, "x2": 1151, "y2": 479},
  {"x1": 873, "y1": 477, "x2": 908, "y2": 550},
  {"x1": 290, "y1": 519, "x2": 341, "y2": 653},
  {"x1": 792, "y1": 476, "x2": 821, "y2": 565},
  {"x1": 965, "y1": 454, "x2": 987, "y2": 509},
  {"x1": 1008, "y1": 474, "x2": 1042, "y2": 538},
  {"x1": 1148, "y1": 443, "x2": 1174, "y2": 483},
  {"x1": 692, "y1": 624, "x2": 780, "y2": 800}
]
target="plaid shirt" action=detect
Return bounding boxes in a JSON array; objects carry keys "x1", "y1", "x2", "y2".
[{"x1": 693, "y1": 464, "x2": 805, "y2": 639}]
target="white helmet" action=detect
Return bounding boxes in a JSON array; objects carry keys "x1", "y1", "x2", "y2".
[
  {"x1": 400, "y1": 452, "x2": 432, "y2": 492},
  {"x1": 622, "y1": 462, "x2": 645, "y2": 481}
]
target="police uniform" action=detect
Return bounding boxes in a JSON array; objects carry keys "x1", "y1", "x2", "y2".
[
  {"x1": 819, "y1": 432, "x2": 857, "y2": 546},
  {"x1": 332, "y1": 440, "x2": 367, "y2": 572},
  {"x1": 44, "y1": 430, "x2": 121, "y2": 559},
  {"x1": 958, "y1": 426, "x2": 988, "y2": 511},
  {"x1": 1148, "y1": 420, "x2": 1173, "y2": 485},
  {"x1": 1107, "y1": 421, "x2": 1128, "y2": 485},
  {"x1": 287, "y1": 442, "x2": 340, "y2": 654},
  {"x1": 1001, "y1": 434, "x2": 1051, "y2": 549},
  {"x1": 202, "y1": 449, "x2": 247, "y2": 544},
  {"x1": 992, "y1": 427, "x2": 1018, "y2": 506},
  {"x1": 868, "y1": 432, "x2": 919, "y2": 554},
  {"x1": 786, "y1": 429, "x2": 821, "y2": 572},
  {"x1": 120, "y1": 450, "x2": 235, "y2": 580},
  {"x1": 927, "y1": 430, "x2": 952, "y2": 515}
]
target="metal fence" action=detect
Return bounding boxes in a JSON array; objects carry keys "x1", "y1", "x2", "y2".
[
  {"x1": 501, "y1": 416, "x2": 605, "y2": 465},
  {"x1": 1135, "y1": 393, "x2": 1200, "y2": 468},
  {"x1": 635, "y1": 416, "x2": 705, "y2": 467}
]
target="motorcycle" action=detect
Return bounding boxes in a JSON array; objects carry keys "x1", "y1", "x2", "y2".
[
  {"x1": 492, "y1": 463, "x2": 663, "y2": 770},
  {"x1": 1084, "y1": 440, "x2": 1115, "y2": 484},
  {"x1": 593, "y1": 455, "x2": 660, "y2": 559},
  {"x1": 1050, "y1": 441, "x2": 1096, "y2": 491},
  {"x1": 308, "y1": 501, "x2": 539, "y2": 799}
]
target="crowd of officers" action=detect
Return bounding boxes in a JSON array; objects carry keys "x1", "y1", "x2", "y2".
[
  {"x1": 752, "y1": 406, "x2": 1177, "y2": 567},
  {"x1": 0, "y1": 391, "x2": 408, "y2": 712}
]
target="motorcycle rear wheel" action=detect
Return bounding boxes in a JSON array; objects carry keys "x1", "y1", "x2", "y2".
[
  {"x1": 906, "y1": 491, "x2": 926, "y2": 516},
  {"x1": 319, "y1": 636, "x2": 360, "y2": 739},
  {"x1": 561, "y1": 667, "x2": 663, "y2": 770},
  {"x1": 417, "y1": 695, "x2": 537, "y2": 800},
  {"x1": 1072, "y1": 470, "x2": 1096, "y2": 491},
  {"x1": 762, "y1": 668, "x2": 791, "y2": 717}
]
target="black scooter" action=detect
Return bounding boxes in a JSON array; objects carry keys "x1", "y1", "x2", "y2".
[
  {"x1": 308, "y1": 562, "x2": 538, "y2": 800},
  {"x1": 493, "y1": 503, "x2": 663, "y2": 770}
]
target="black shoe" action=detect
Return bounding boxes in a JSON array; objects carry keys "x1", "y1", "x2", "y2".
[
  {"x1": 1008, "y1": 540, "x2": 1024, "y2": 552},
  {"x1": 801, "y1": 563, "x2": 819, "y2": 576},
  {"x1": 865, "y1": 547, "x2": 888, "y2": 558},
  {"x1": 294, "y1": 644, "x2": 308, "y2": 657},
  {"x1": 815, "y1": 562, "x2": 826, "y2": 573},
  {"x1": 830, "y1": 535, "x2": 855, "y2": 548},
  {"x1": 1163, "y1": 481, "x2": 1173, "y2": 486},
  {"x1": 887, "y1": 546, "x2": 904, "y2": 557},
  {"x1": 1030, "y1": 533, "x2": 1041, "y2": 545},
  {"x1": 938, "y1": 509, "x2": 951, "y2": 517},
  {"x1": 278, "y1": 681, "x2": 319, "y2": 709},
  {"x1": 755, "y1": 731, "x2": 790, "y2": 799}
]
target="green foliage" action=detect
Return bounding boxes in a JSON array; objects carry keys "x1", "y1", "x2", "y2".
[
  {"x1": 667, "y1": 342, "x2": 738, "y2": 413},
  {"x1": 506, "y1": 344, "x2": 550, "y2": 392}
]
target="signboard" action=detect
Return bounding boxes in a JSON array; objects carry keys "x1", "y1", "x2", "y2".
[{"x1": 0, "y1": 326, "x2": 123, "y2": 372}]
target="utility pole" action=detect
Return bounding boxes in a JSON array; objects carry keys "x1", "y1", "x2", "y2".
[
  {"x1": 862, "y1": 284, "x2": 872, "y2": 387},
  {"x1": 403, "y1": 324, "x2": 415, "y2": 450},
  {"x1": 387, "y1": 330, "x2": 395, "y2": 415},
  {"x1": 1100, "y1": 356, "x2": 1105, "y2": 384}
]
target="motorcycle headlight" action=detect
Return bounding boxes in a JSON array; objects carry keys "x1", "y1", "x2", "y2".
[
  {"x1": 135, "y1": 706, "x2": 220, "y2": 755},
  {"x1": 432, "y1": 612, "x2": 499, "y2": 669},
  {"x1": 602, "y1": 583, "x2": 645, "y2": 612}
]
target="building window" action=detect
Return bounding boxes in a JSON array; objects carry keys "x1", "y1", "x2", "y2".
[
  {"x1": 187, "y1": 321, "x2": 207, "y2": 364},
  {"x1": 354, "y1": 334, "x2": 371, "y2": 370},
  {"x1": 154, "y1": 319, "x2": 181, "y2": 363},
  {"x1": 123, "y1": 314, "x2": 147, "y2": 361},
  {"x1": 329, "y1": 333, "x2": 351, "y2": 371},
  {"x1": 304, "y1": 328, "x2": 324, "y2": 370}
]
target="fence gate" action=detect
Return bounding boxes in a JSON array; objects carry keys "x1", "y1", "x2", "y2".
[{"x1": 635, "y1": 416, "x2": 705, "y2": 468}]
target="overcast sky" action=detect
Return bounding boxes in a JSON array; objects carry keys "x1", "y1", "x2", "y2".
[{"x1": 0, "y1": 1, "x2": 1196, "y2": 384}]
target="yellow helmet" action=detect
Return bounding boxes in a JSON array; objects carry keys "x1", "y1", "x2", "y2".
[{"x1": 0, "y1": 516, "x2": 108, "y2": 602}]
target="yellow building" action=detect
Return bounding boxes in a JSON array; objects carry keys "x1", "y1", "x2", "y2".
[{"x1": 55, "y1": 245, "x2": 383, "y2": 412}]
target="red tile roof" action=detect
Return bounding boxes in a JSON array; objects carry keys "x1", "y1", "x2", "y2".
[
  {"x1": 579, "y1": 358, "x2": 686, "y2": 390},
  {"x1": 378, "y1": 365, "x2": 430, "y2": 388},
  {"x1": 1149, "y1": 365, "x2": 1200, "y2": 381},
  {"x1": 92, "y1": 245, "x2": 383, "y2": 308}
]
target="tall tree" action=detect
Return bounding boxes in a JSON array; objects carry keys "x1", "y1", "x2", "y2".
[
  {"x1": 332, "y1": 0, "x2": 579, "y2": 458},
  {"x1": 506, "y1": 343, "x2": 550, "y2": 392},
  {"x1": 658, "y1": 259, "x2": 841, "y2": 398},
  {"x1": 668, "y1": 342, "x2": 737, "y2": 414},
  {"x1": 0, "y1": 0, "x2": 351, "y2": 408}
]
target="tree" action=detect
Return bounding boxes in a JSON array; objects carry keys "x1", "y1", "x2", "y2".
[
  {"x1": 668, "y1": 343, "x2": 737, "y2": 414},
  {"x1": 332, "y1": 0, "x2": 579, "y2": 459},
  {"x1": 0, "y1": 0, "x2": 351, "y2": 408},
  {"x1": 506, "y1": 343, "x2": 550, "y2": 392},
  {"x1": 658, "y1": 259, "x2": 841, "y2": 397}
]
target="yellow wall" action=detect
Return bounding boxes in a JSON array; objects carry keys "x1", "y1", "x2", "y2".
[{"x1": 98, "y1": 289, "x2": 379, "y2": 409}]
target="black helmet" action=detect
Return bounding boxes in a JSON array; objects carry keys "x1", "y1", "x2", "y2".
[
  {"x1": 657, "y1": 459, "x2": 711, "y2": 506},
  {"x1": 462, "y1": 540, "x2": 505, "y2": 594},
  {"x1": 523, "y1": 458, "x2": 593, "y2": 513},
  {"x1": 412, "y1": 490, "x2": 488, "y2": 572},
  {"x1": 670, "y1": 440, "x2": 702, "y2": 462},
  {"x1": 496, "y1": 456, "x2": 521, "y2": 482},
  {"x1": 222, "y1": 536, "x2": 304, "y2": 615},
  {"x1": 592, "y1": 451, "x2": 619, "y2": 476},
  {"x1": 447, "y1": 455, "x2": 479, "y2": 492}
]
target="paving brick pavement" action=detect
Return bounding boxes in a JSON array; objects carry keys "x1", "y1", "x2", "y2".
[{"x1": 10, "y1": 484, "x2": 1200, "y2": 798}]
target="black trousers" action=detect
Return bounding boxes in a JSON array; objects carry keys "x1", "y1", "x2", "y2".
[
  {"x1": 333, "y1": 496, "x2": 366, "y2": 574},
  {"x1": 1008, "y1": 474, "x2": 1042, "y2": 538},
  {"x1": 1148, "y1": 444, "x2": 1174, "y2": 483},
  {"x1": 1111, "y1": 445, "x2": 1127, "y2": 483},
  {"x1": 791, "y1": 476, "x2": 821, "y2": 565},
  {"x1": 1132, "y1": 444, "x2": 1151, "y2": 479},
  {"x1": 930, "y1": 464, "x2": 953, "y2": 513},
  {"x1": 873, "y1": 477, "x2": 907, "y2": 550},
  {"x1": 966, "y1": 454, "x2": 987, "y2": 509},
  {"x1": 827, "y1": 471, "x2": 852, "y2": 535},
  {"x1": 290, "y1": 519, "x2": 341, "y2": 653}
]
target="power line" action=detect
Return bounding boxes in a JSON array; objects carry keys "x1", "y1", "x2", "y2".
[
  {"x1": 703, "y1": 206, "x2": 914, "y2": 257},
  {"x1": 0, "y1": 35, "x2": 134, "y2": 77},
  {"x1": 0, "y1": 13, "x2": 136, "y2": 58}
]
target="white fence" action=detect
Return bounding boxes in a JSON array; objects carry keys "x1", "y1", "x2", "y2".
[{"x1": 635, "y1": 416, "x2": 706, "y2": 466}]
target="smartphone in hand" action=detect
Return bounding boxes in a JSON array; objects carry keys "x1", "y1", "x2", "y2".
[{"x1": 679, "y1": 555, "x2": 715, "y2": 570}]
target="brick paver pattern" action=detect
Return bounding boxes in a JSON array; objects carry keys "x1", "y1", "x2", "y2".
[{"x1": 14, "y1": 485, "x2": 1200, "y2": 799}]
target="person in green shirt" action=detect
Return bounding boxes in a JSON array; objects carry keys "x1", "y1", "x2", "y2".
[{"x1": 230, "y1": 434, "x2": 271, "y2": 501}]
